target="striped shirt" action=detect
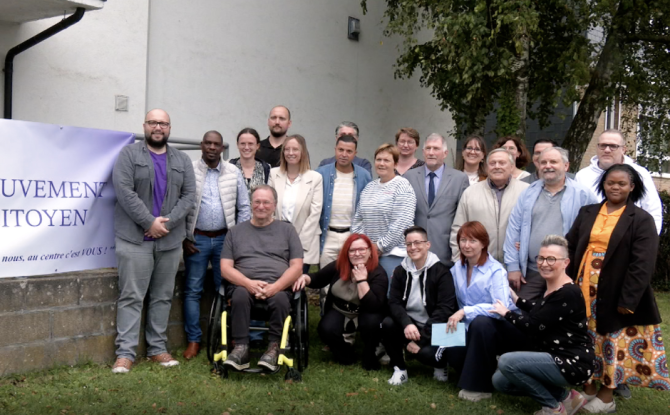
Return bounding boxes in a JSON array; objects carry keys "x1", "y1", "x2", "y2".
[{"x1": 352, "y1": 176, "x2": 417, "y2": 256}]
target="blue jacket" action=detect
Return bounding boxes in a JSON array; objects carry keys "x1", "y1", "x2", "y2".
[
  {"x1": 316, "y1": 162, "x2": 372, "y2": 252},
  {"x1": 504, "y1": 177, "x2": 598, "y2": 276}
]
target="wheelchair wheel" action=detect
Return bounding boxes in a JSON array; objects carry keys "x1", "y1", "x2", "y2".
[
  {"x1": 295, "y1": 290, "x2": 309, "y2": 372},
  {"x1": 206, "y1": 293, "x2": 223, "y2": 363}
]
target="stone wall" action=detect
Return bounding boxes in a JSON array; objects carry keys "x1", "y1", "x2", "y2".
[{"x1": 0, "y1": 268, "x2": 210, "y2": 376}]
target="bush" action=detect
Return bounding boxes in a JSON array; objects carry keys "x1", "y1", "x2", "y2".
[{"x1": 652, "y1": 191, "x2": 670, "y2": 291}]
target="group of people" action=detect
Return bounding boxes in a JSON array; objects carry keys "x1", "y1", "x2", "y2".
[{"x1": 109, "y1": 105, "x2": 667, "y2": 415}]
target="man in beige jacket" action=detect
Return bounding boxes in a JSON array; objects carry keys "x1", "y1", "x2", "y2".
[{"x1": 450, "y1": 148, "x2": 528, "y2": 262}]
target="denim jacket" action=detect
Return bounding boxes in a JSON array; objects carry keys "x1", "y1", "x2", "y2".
[
  {"x1": 503, "y1": 177, "x2": 597, "y2": 276},
  {"x1": 315, "y1": 162, "x2": 371, "y2": 252},
  {"x1": 112, "y1": 141, "x2": 196, "y2": 251}
]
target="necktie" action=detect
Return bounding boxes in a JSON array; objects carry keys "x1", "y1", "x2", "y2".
[{"x1": 428, "y1": 172, "x2": 436, "y2": 207}]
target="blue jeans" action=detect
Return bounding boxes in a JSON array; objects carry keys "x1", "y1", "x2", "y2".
[
  {"x1": 379, "y1": 255, "x2": 403, "y2": 296},
  {"x1": 183, "y1": 233, "x2": 225, "y2": 343},
  {"x1": 493, "y1": 352, "x2": 570, "y2": 409}
]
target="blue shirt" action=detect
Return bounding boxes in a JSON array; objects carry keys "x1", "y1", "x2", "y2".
[
  {"x1": 195, "y1": 162, "x2": 251, "y2": 231},
  {"x1": 450, "y1": 254, "x2": 516, "y2": 329},
  {"x1": 424, "y1": 164, "x2": 445, "y2": 196}
]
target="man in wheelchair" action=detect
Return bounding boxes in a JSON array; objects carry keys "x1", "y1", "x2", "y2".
[{"x1": 220, "y1": 185, "x2": 304, "y2": 371}]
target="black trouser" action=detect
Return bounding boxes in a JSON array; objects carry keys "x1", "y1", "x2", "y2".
[
  {"x1": 228, "y1": 286, "x2": 290, "y2": 345},
  {"x1": 457, "y1": 315, "x2": 531, "y2": 393},
  {"x1": 317, "y1": 308, "x2": 384, "y2": 365},
  {"x1": 381, "y1": 316, "x2": 462, "y2": 370}
]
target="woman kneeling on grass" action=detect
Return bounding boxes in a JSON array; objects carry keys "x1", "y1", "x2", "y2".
[
  {"x1": 293, "y1": 233, "x2": 387, "y2": 370},
  {"x1": 382, "y1": 226, "x2": 458, "y2": 385},
  {"x1": 490, "y1": 235, "x2": 594, "y2": 415}
]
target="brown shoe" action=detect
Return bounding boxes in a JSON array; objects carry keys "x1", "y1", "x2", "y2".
[
  {"x1": 258, "y1": 341, "x2": 280, "y2": 371},
  {"x1": 183, "y1": 342, "x2": 200, "y2": 360},
  {"x1": 148, "y1": 352, "x2": 179, "y2": 367},
  {"x1": 111, "y1": 357, "x2": 132, "y2": 374}
]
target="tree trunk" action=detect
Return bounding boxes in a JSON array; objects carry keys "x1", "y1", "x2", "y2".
[{"x1": 563, "y1": 5, "x2": 629, "y2": 172}]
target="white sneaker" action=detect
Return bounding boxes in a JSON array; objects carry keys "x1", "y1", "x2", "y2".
[
  {"x1": 433, "y1": 367, "x2": 448, "y2": 382},
  {"x1": 388, "y1": 366, "x2": 408, "y2": 385},
  {"x1": 580, "y1": 397, "x2": 616, "y2": 413},
  {"x1": 458, "y1": 389, "x2": 492, "y2": 402}
]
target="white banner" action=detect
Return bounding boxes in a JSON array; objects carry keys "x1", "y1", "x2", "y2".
[{"x1": 0, "y1": 119, "x2": 135, "y2": 277}]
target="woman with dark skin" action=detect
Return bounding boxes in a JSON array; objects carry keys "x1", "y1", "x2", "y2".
[{"x1": 566, "y1": 164, "x2": 668, "y2": 413}]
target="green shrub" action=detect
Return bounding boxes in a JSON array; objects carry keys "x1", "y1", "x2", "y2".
[{"x1": 652, "y1": 191, "x2": 670, "y2": 291}]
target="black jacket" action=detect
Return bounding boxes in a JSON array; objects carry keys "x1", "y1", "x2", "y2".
[
  {"x1": 566, "y1": 201, "x2": 661, "y2": 334},
  {"x1": 388, "y1": 261, "x2": 457, "y2": 347},
  {"x1": 308, "y1": 262, "x2": 387, "y2": 314}
]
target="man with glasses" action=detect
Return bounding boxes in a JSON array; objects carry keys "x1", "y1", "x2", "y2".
[
  {"x1": 575, "y1": 129, "x2": 662, "y2": 233},
  {"x1": 504, "y1": 147, "x2": 596, "y2": 302},
  {"x1": 111, "y1": 109, "x2": 196, "y2": 373},
  {"x1": 450, "y1": 149, "x2": 529, "y2": 263},
  {"x1": 221, "y1": 185, "x2": 303, "y2": 372},
  {"x1": 404, "y1": 133, "x2": 469, "y2": 265},
  {"x1": 318, "y1": 121, "x2": 372, "y2": 174}
]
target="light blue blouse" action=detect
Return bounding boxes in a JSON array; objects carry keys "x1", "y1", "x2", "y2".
[{"x1": 450, "y1": 253, "x2": 516, "y2": 329}]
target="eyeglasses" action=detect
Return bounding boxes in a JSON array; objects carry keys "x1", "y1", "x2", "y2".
[
  {"x1": 405, "y1": 240, "x2": 428, "y2": 248},
  {"x1": 348, "y1": 247, "x2": 369, "y2": 254},
  {"x1": 464, "y1": 147, "x2": 482, "y2": 153},
  {"x1": 398, "y1": 140, "x2": 416, "y2": 146},
  {"x1": 535, "y1": 256, "x2": 567, "y2": 265},
  {"x1": 145, "y1": 120, "x2": 170, "y2": 129},
  {"x1": 597, "y1": 143, "x2": 622, "y2": 151}
]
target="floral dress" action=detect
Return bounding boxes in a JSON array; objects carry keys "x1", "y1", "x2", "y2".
[{"x1": 576, "y1": 203, "x2": 669, "y2": 390}]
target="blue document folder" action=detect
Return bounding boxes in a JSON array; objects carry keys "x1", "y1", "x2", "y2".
[{"x1": 431, "y1": 323, "x2": 466, "y2": 347}]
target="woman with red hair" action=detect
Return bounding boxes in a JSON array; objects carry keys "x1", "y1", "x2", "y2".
[{"x1": 293, "y1": 233, "x2": 388, "y2": 369}]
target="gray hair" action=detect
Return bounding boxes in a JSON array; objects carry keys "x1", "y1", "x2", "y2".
[
  {"x1": 487, "y1": 147, "x2": 515, "y2": 165},
  {"x1": 539, "y1": 146, "x2": 569, "y2": 163},
  {"x1": 540, "y1": 234, "x2": 569, "y2": 257},
  {"x1": 424, "y1": 133, "x2": 448, "y2": 151},
  {"x1": 335, "y1": 121, "x2": 359, "y2": 138},
  {"x1": 599, "y1": 129, "x2": 626, "y2": 146},
  {"x1": 250, "y1": 184, "x2": 277, "y2": 204}
]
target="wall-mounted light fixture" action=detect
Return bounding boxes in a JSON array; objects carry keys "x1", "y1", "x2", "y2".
[{"x1": 348, "y1": 17, "x2": 360, "y2": 41}]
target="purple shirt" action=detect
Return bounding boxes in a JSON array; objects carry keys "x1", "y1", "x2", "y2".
[{"x1": 144, "y1": 151, "x2": 168, "y2": 241}]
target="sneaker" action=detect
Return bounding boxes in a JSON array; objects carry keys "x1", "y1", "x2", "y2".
[
  {"x1": 582, "y1": 393, "x2": 597, "y2": 403},
  {"x1": 388, "y1": 366, "x2": 408, "y2": 385},
  {"x1": 580, "y1": 397, "x2": 616, "y2": 413},
  {"x1": 148, "y1": 353, "x2": 179, "y2": 367},
  {"x1": 433, "y1": 367, "x2": 449, "y2": 382},
  {"x1": 562, "y1": 390, "x2": 586, "y2": 415},
  {"x1": 614, "y1": 384, "x2": 632, "y2": 400},
  {"x1": 111, "y1": 357, "x2": 132, "y2": 374},
  {"x1": 258, "y1": 341, "x2": 280, "y2": 371},
  {"x1": 458, "y1": 389, "x2": 492, "y2": 402},
  {"x1": 533, "y1": 403, "x2": 567, "y2": 415},
  {"x1": 224, "y1": 344, "x2": 250, "y2": 370}
]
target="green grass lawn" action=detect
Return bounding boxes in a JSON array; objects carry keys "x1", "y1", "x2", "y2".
[{"x1": 2, "y1": 294, "x2": 670, "y2": 415}]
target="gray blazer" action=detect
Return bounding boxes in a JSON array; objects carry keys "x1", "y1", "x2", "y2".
[
  {"x1": 112, "y1": 141, "x2": 196, "y2": 251},
  {"x1": 404, "y1": 165, "x2": 469, "y2": 264}
]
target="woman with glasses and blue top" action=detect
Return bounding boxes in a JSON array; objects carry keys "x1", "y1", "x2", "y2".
[{"x1": 490, "y1": 235, "x2": 594, "y2": 415}]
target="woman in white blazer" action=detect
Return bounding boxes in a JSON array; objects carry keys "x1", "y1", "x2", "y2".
[{"x1": 268, "y1": 134, "x2": 323, "y2": 273}]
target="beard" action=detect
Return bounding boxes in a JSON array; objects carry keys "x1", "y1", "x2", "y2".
[
  {"x1": 270, "y1": 128, "x2": 287, "y2": 138},
  {"x1": 146, "y1": 133, "x2": 169, "y2": 149}
]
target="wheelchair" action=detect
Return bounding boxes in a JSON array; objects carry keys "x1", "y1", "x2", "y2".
[{"x1": 206, "y1": 284, "x2": 309, "y2": 381}]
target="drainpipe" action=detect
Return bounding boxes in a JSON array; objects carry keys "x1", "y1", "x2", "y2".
[{"x1": 3, "y1": 7, "x2": 86, "y2": 119}]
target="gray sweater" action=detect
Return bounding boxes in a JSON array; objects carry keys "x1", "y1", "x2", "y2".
[{"x1": 112, "y1": 141, "x2": 196, "y2": 250}]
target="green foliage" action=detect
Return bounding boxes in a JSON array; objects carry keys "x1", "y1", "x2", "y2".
[
  {"x1": 362, "y1": 0, "x2": 592, "y2": 137},
  {"x1": 652, "y1": 191, "x2": 670, "y2": 291}
]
